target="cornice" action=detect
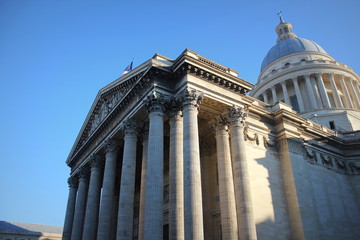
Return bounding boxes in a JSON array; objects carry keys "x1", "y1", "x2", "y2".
[{"x1": 176, "y1": 62, "x2": 252, "y2": 95}]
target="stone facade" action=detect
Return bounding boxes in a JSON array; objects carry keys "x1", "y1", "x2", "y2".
[{"x1": 63, "y1": 31, "x2": 360, "y2": 239}]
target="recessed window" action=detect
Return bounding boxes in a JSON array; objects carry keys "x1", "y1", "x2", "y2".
[
  {"x1": 329, "y1": 121, "x2": 335, "y2": 130},
  {"x1": 285, "y1": 62, "x2": 290, "y2": 67},
  {"x1": 301, "y1": 59, "x2": 306, "y2": 62},
  {"x1": 272, "y1": 69, "x2": 276, "y2": 73}
]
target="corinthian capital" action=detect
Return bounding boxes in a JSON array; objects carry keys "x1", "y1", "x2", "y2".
[
  {"x1": 144, "y1": 91, "x2": 166, "y2": 113},
  {"x1": 104, "y1": 138, "x2": 120, "y2": 154},
  {"x1": 180, "y1": 88, "x2": 204, "y2": 109},
  {"x1": 78, "y1": 166, "x2": 90, "y2": 180},
  {"x1": 121, "y1": 119, "x2": 139, "y2": 136},
  {"x1": 89, "y1": 153, "x2": 103, "y2": 170},
  {"x1": 228, "y1": 105, "x2": 248, "y2": 127},
  {"x1": 67, "y1": 176, "x2": 78, "y2": 189},
  {"x1": 167, "y1": 97, "x2": 182, "y2": 120}
]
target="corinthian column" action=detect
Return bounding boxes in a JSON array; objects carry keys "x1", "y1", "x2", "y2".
[
  {"x1": 71, "y1": 167, "x2": 90, "y2": 240},
  {"x1": 182, "y1": 89, "x2": 204, "y2": 240},
  {"x1": 62, "y1": 176, "x2": 78, "y2": 240},
  {"x1": 214, "y1": 118, "x2": 238, "y2": 240},
  {"x1": 291, "y1": 77, "x2": 305, "y2": 112},
  {"x1": 228, "y1": 106, "x2": 257, "y2": 240},
  {"x1": 315, "y1": 73, "x2": 331, "y2": 109},
  {"x1": 328, "y1": 73, "x2": 343, "y2": 108},
  {"x1": 281, "y1": 81, "x2": 291, "y2": 105},
  {"x1": 168, "y1": 98, "x2": 184, "y2": 240},
  {"x1": 116, "y1": 120, "x2": 138, "y2": 240},
  {"x1": 304, "y1": 74, "x2": 318, "y2": 110},
  {"x1": 349, "y1": 79, "x2": 360, "y2": 109},
  {"x1": 271, "y1": 86, "x2": 278, "y2": 104},
  {"x1": 97, "y1": 139, "x2": 119, "y2": 240},
  {"x1": 82, "y1": 154, "x2": 103, "y2": 240},
  {"x1": 142, "y1": 91, "x2": 165, "y2": 240},
  {"x1": 138, "y1": 129, "x2": 148, "y2": 240}
]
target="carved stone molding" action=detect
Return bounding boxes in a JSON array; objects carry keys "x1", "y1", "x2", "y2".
[
  {"x1": 228, "y1": 105, "x2": 248, "y2": 127},
  {"x1": 244, "y1": 126, "x2": 260, "y2": 145},
  {"x1": 334, "y1": 158, "x2": 347, "y2": 171},
  {"x1": 349, "y1": 162, "x2": 360, "y2": 173},
  {"x1": 263, "y1": 136, "x2": 276, "y2": 149},
  {"x1": 304, "y1": 147, "x2": 317, "y2": 164},
  {"x1": 320, "y1": 154, "x2": 333, "y2": 168}
]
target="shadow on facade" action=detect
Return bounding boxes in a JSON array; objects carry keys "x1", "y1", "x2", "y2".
[{"x1": 254, "y1": 151, "x2": 292, "y2": 239}]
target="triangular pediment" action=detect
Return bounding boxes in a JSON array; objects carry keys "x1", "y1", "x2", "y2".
[{"x1": 67, "y1": 49, "x2": 254, "y2": 166}]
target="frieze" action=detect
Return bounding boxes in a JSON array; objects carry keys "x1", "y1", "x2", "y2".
[
  {"x1": 349, "y1": 162, "x2": 360, "y2": 173},
  {"x1": 244, "y1": 125, "x2": 260, "y2": 145},
  {"x1": 263, "y1": 136, "x2": 276, "y2": 149},
  {"x1": 302, "y1": 144, "x2": 360, "y2": 175}
]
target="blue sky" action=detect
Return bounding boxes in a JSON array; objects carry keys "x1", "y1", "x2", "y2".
[{"x1": 0, "y1": 0, "x2": 359, "y2": 226}]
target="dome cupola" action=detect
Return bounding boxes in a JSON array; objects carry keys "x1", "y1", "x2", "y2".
[{"x1": 251, "y1": 14, "x2": 360, "y2": 132}]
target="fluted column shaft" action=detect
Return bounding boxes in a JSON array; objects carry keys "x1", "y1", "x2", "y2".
[
  {"x1": 215, "y1": 121, "x2": 238, "y2": 240},
  {"x1": 169, "y1": 108, "x2": 184, "y2": 240},
  {"x1": 182, "y1": 89, "x2": 204, "y2": 240},
  {"x1": 229, "y1": 106, "x2": 257, "y2": 240},
  {"x1": 71, "y1": 168, "x2": 89, "y2": 240},
  {"x1": 281, "y1": 81, "x2": 291, "y2": 105},
  {"x1": 304, "y1": 74, "x2": 318, "y2": 110},
  {"x1": 116, "y1": 121, "x2": 138, "y2": 240},
  {"x1": 291, "y1": 77, "x2": 305, "y2": 112},
  {"x1": 315, "y1": 73, "x2": 331, "y2": 108},
  {"x1": 329, "y1": 73, "x2": 343, "y2": 107},
  {"x1": 271, "y1": 86, "x2": 278, "y2": 104},
  {"x1": 82, "y1": 155, "x2": 102, "y2": 240},
  {"x1": 97, "y1": 139, "x2": 119, "y2": 240},
  {"x1": 138, "y1": 131, "x2": 148, "y2": 240},
  {"x1": 142, "y1": 92, "x2": 165, "y2": 240},
  {"x1": 62, "y1": 177, "x2": 78, "y2": 240},
  {"x1": 339, "y1": 75, "x2": 353, "y2": 108}
]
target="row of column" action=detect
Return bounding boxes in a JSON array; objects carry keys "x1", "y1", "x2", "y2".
[
  {"x1": 63, "y1": 89, "x2": 257, "y2": 240},
  {"x1": 261, "y1": 73, "x2": 360, "y2": 112}
]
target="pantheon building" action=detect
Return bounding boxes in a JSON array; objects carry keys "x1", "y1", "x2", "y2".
[{"x1": 62, "y1": 17, "x2": 360, "y2": 240}]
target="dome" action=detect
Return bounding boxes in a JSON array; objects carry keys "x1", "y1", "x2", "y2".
[{"x1": 260, "y1": 37, "x2": 327, "y2": 72}]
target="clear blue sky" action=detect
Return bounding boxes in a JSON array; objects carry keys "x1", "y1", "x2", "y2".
[{"x1": 0, "y1": 0, "x2": 359, "y2": 227}]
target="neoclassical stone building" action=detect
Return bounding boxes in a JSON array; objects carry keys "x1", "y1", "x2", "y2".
[{"x1": 63, "y1": 18, "x2": 360, "y2": 240}]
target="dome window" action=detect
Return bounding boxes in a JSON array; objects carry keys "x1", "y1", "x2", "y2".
[
  {"x1": 301, "y1": 58, "x2": 306, "y2": 62},
  {"x1": 271, "y1": 69, "x2": 276, "y2": 73},
  {"x1": 285, "y1": 62, "x2": 290, "y2": 67}
]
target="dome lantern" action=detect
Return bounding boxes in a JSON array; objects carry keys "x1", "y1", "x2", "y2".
[{"x1": 275, "y1": 12, "x2": 297, "y2": 42}]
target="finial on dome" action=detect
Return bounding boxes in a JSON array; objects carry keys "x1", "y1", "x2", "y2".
[{"x1": 277, "y1": 11, "x2": 284, "y2": 23}]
